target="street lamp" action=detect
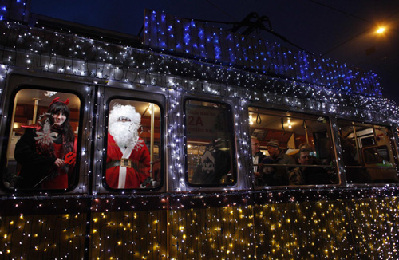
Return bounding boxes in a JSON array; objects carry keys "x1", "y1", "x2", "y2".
[
  {"x1": 375, "y1": 26, "x2": 387, "y2": 34},
  {"x1": 373, "y1": 23, "x2": 390, "y2": 37}
]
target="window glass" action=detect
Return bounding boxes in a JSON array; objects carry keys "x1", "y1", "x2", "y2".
[
  {"x1": 105, "y1": 99, "x2": 162, "y2": 189},
  {"x1": 3, "y1": 89, "x2": 81, "y2": 190},
  {"x1": 249, "y1": 107, "x2": 338, "y2": 186},
  {"x1": 338, "y1": 120, "x2": 399, "y2": 184},
  {"x1": 185, "y1": 100, "x2": 235, "y2": 186}
]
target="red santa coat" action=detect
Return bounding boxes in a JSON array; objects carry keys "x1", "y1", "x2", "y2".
[{"x1": 106, "y1": 133, "x2": 151, "y2": 189}]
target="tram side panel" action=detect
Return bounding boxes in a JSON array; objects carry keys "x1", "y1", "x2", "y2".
[
  {"x1": 0, "y1": 199, "x2": 89, "y2": 259},
  {"x1": 88, "y1": 85, "x2": 169, "y2": 259},
  {"x1": 253, "y1": 194, "x2": 399, "y2": 259},
  {"x1": 0, "y1": 71, "x2": 399, "y2": 259},
  {"x1": 248, "y1": 104, "x2": 399, "y2": 258},
  {"x1": 167, "y1": 195, "x2": 256, "y2": 259},
  {"x1": 89, "y1": 197, "x2": 168, "y2": 259},
  {"x1": 0, "y1": 73, "x2": 93, "y2": 259}
]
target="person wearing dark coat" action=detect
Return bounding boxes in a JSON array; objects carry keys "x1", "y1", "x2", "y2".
[
  {"x1": 14, "y1": 97, "x2": 76, "y2": 189},
  {"x1": 260, "y1": 139, "x2": 295, "y2": 186}
]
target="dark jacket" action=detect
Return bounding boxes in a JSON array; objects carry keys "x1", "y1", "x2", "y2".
[
  {"x1": 260, "y1": 150, "x2": 295, "y2": 186},
  {"x1": 14, "y1": 128, "x2": 57, "y2": 188}
]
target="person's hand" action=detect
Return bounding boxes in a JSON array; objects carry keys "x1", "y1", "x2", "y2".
[
  {"x1": 254, "y1": 171, "x2": 260, "y2": 176},
  {"x1": 54, "y1": 158, "x2": 65, "y2": 167}
]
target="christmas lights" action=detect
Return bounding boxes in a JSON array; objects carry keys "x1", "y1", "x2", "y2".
[{"x1": 0, "y1": 3, "x2": 398, "y2": 259}]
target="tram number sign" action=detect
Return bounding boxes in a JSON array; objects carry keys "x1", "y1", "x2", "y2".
[{"x1": 186, "y1": 107, "x2": 220, "y2": 140}]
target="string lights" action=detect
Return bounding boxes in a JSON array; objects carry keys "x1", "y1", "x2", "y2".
[{"x1": 0, "y1": 3, "x2": 398, "y2": 259}]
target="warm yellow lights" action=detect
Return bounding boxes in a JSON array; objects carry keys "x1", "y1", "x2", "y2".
[
  {"x1": 249, "y1": 113, "x2": 259, "y2": 125},
  {"x1": 376, "y1": 26, "x2": 386, "y2": 34},
  {"x1": 0, "y1": 198, "x2": 397, "y2": 259},
  {"x1": 287, "y1": 118, "x2": 292, "y2": 129}
]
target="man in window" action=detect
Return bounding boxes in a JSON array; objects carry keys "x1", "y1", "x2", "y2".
[
  {"x1": 106, "y1": 104, "x2": 151, "y2": 189},
  {"x1": 261, "y1": 139, "x2": 295, "y2": 186},
  {"x1": 251, "y1": 136, "x2": 266, "y2": 185},
  {"x1": 289, "y1": 148, "x2": 331, "y2": 185}
]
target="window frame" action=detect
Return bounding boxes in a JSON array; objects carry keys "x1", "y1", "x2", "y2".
[
  {"x1": 0, "y1": 74, "x2": 89, "y2": 195},
  {"x1": 337, "y1": 119, "x2": 399, "y2": 185},
  {"x1": 183, "y1": 97, "x2": 238, "y2": 187},
  {"x1": 94, "y1": 86, "x2": 166, "y2": 194},
  {"x1": 247, "y1": 105, "x2": 340, "y2": 188}
]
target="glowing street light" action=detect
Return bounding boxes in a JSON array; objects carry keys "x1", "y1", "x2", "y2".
[{"x1": 375, "y1": 26, "x2": 386, "y2": 34}]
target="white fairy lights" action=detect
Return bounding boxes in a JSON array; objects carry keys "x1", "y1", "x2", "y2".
[{"x1": 0, "y1": 4, "x2": 398, "y2": 259}]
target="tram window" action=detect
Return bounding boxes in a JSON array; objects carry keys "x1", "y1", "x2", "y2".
[
  {"x1": 248, "y1": 107, "x2": 338, "y2": 187},
  {"x1": 2, "y1": 89, "x2": 81, "y2": 190},
  {"x1": 105, "y1": 99, "x2": 162, "y2": 189},
  {"x1": 337, "y1": 121, "x2": 399, "y2": 184},
  {"x1": 185, "y1": 100, "x2": 236, "y2": 186}
]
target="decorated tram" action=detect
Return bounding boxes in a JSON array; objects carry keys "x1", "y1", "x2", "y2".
[{"x1": 0, "y1": 3, "x2": 399, "y2": 259}]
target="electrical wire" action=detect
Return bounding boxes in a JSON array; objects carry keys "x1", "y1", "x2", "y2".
[
  {"x1": 307, "y1": 0, "x2": 370, "y2": 23},
  {"x1": 306, "y1": 0, "x2": 399, "y2": 55},
  {"x1": 204, "y1": 0, "x2": 238, "y2": 20},
  {"x1": 188, "y1": 0, "x2": 311, "y2": 53}
]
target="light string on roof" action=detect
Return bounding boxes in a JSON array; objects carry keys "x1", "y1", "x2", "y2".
[
  {"x1": 0, "y1": 21, "x2": 397, "y2": 125},
  {"x1": 0, "y1": 5, "x2": 398, "y2": 258},
  {"x1": 144, "y1": 10, "x2": 382, "y2": 97}
]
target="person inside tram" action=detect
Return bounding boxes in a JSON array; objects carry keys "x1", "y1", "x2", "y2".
[
  {"x1": 191, "y1": 138, "x2": 232, "y2": 185},
  {"x1": 260, "y1": 139, "x2": 295, "y2": 186},
  {"x1": 106, "y1": 104, "x2": 151, "y2": 189},
  {"x1": 14, "y1": 97, "x2": 77, "y2": 189},
  {"x1": 340, "y1": 135, "x2": 369, "y2": 183},
  {"x1": 289, "y1": 147, "x2": 331, "y2": 185},
  {"x1": 251, "y1": 136, "x2": 266, "y2": 184}
]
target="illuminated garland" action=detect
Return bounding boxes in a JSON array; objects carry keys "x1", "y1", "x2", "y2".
[
  {"x1": 0, "y1": 21, "x2": 397, "y2": 125},
  {"x1": 144, "y1": 9, "x2": 382, "y2": 98},
  {"x1": 0, "y1": 3, "x2": 399, "y2": 259}
]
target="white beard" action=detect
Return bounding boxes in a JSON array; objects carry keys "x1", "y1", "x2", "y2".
[{"x1": 109, "y1": 121, "x2": 139, "y2": 149}]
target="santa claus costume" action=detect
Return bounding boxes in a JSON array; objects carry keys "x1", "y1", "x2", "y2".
[{"x1": 106, "y1": 104, "x2": 150, "y2": 189}]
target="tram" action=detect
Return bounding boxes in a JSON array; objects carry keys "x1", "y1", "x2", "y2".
[{"x1": 0, "y1": 4, "x2": 399, "y2": 259}]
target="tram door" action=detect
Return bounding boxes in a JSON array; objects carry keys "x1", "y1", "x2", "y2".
[
  {"x1": 0, "y1": 74, "x2": 94, "y2": 259},
  {"x1": 89, "y1": 85, "x2": 168, "y2": 258}
]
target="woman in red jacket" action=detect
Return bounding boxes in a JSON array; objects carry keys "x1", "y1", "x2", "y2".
[{"x1": 15, "y1": 97, "x2": 77, "y2": 190}]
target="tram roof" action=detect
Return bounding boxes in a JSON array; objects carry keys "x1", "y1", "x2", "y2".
[{"x1": 0, "y1": 6, "x2": 398, "y2": 124}]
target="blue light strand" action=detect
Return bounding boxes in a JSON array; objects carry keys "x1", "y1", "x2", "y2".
[
  {"x1": 145, "y1": 10, "x2": 383, "y2": 97},
  {"x1": 226, "y1": 35, "x2": 236, "y2": 66},
  {"x1": 0, "y1": 16, "x2": 397, "y2": 123},
  {"x1": 197, "y1": 27, "x2": 206, "y2": 58},
  {"x1": 183, "y1": 22, "x2": 191, "y2": 54},
  {"x1": 213, "y1": 30, "x2": 221, "y2": 61},
  {"x1": 158, "y1": 12, "x2": 167, "y2": 49}
]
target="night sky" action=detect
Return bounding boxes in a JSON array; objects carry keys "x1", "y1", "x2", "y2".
[{"x1": 30, "y1": 0, "x2": 399, "y2": 103}]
